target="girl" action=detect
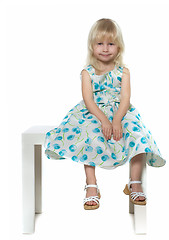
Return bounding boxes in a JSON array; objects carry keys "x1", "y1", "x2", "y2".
[{"x1": 44, "y1": 18, "x2": 166, "y2": 210}]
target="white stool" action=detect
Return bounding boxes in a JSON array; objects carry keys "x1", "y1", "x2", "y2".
[{"x1": 22, "y1": 125, "x2": 147, "y2": 234}]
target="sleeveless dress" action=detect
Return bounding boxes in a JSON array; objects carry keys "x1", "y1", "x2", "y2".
[{"x1": 44, "y1": 64, "x2": 166, "y2": 170}]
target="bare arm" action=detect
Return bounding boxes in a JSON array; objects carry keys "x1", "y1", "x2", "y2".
[
  {"x1": 81, "y1": 69, "x2": 113, "y2": 140},
  {"x1": 81, "y1": 69, "x2": 108, "y2": 123},
  {"x1": 112, "y1": 67, "x2": 131, "y2": 141},
  {"x1": 113, "y1": 67, "x2": 131, "y2": 122}
]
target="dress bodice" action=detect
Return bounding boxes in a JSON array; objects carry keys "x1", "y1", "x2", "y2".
[{"x1": 80, "y1": 64, "x2": 124, "y2": 106}]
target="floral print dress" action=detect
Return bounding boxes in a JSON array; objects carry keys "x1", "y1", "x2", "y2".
[{"x1": 44, "y1": 65, "x2": 166, "y2": 170}]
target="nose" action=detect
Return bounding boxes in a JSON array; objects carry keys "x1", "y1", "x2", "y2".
[{"x1": 103, "y1": 44, "x2": 108, "y2": 52}]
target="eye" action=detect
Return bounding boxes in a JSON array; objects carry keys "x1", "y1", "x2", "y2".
[
  {"x1": 97, "y1": 42, "x2": 103, "y2": 45},
  {"x1": 109, "y1": 43, "x2": 115, "y2": 45}
]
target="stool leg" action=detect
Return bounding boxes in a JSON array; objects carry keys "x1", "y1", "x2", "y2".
[
  {"x1": 134, "y1": 160, "x2": 147, "y2": 234},
  {"x1": 35, "y1": 145, "x2": 42, "y2": 213},
  {"x1": 129, "y1": 199, "x2": 134, "y2": 214},
  {"x1": 129, "y1": 158, "x2": 147, "y2": 234},
  {"x1": 22, "y1": 143, "x2": 35, "y2": 233},
  {"x1": 134, "y1": 204, "x2": 147, "y2": 234},
  {"x1": 129, "y1": 162, "x2": 134, "y2": 214}
]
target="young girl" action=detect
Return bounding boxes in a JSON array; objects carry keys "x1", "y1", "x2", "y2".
[{"x1": 44, "y1": 18, "x2": 166, "y2": 210}]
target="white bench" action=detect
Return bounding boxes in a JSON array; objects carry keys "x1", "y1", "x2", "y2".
[{"x1": 22, "y1": 125, "x2": 146, "y2": 234}]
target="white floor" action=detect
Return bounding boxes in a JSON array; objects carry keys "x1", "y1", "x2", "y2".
[{"x1": 7, "y1": 151, "x2": 169, "y2": 240}]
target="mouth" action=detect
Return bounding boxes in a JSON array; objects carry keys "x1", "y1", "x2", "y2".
[{"x1": 100, "y1": 54, "x2": 110, "y2": 57}]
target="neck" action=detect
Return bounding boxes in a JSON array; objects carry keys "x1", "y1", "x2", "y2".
[{"x1": 96, "y1": 61, "x2": 115, "y2": 73}]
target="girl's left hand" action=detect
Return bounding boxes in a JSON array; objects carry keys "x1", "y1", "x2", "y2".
[{"x1": 112, "y1": 119, "x2": 123, "y2": 141}]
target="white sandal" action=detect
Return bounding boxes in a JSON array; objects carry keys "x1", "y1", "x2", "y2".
[
  {"x1": 123, "y1": 178, "x2": 146, "y2": 205},
  {"x1": 83, "y1": 184, "x2": 101, "y2": 210}
]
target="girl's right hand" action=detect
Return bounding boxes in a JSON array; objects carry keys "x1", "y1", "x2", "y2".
[{"x1": 101, "y1": 118, "x2": 113, "y2": 141}]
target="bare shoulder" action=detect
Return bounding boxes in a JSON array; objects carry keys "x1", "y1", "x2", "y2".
[
  {"x1": 121, "y1": 67, "x2": 131, "y2": 98},
  {"x1": 122, "y1": 67, "x2": 130, "y2": 76},
  {"x1": 81, "y1": 69, "x2": 93, "y2": 101},
  {"x1": 81, "y1": 69, "x2": 91, "y2": 81}
]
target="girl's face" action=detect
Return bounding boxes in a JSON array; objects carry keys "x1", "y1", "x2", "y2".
[{"x1": 93, "y1": 38, "x2": 119, "y2": 64}]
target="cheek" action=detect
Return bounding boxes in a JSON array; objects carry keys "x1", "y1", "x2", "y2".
[
  {"x1": 116, "y1": 46, "x2": 120, "y2": 54},
  {"x1": 110, "y1": 45, "x2": 118, "y2": 53},
  {"x1": 93, "y1": 47, "x2": 100, "y2": 55},
  {"x1": 111, "y1": 48, "x2": 118, "y2": 57}
]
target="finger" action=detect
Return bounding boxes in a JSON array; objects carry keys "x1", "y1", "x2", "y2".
[
  {"x1": 106, "y1": 136, "x2": 110, "y2": 140},
  {"x1": 108, "y1": 134, "x2": 111, "y2": 140},
  {"x1": 107, "y1": 135, "x2": 111, "y2": 140},
  {"x1": 116, "y1": 133, "x2": 120, "y2": 141},
  {"x1": 106, "y1": 129, "x2": 111, "y2": 138},
  {"x1": 118, "y1": 131, "x2": 121, "y2": 140},
  {"x1": 104, "y1": 131, "x2": 108, "y2": 139},
  {"x1": 120, "y1": 130, "x2": 123, "y2": 137},
  {"x1": 104, "y1": 132, "x2": 109, "y2": 140},
  {"x1": 118, "y1": 133, "x2": 123, "y2": 140},
  {"x1": 117, "y1": 131, "x2": 121, "y2": 141},
  {"x1": 113, "y1": 130, "x2": 117, "y2": 140},
  {"x1": 108, "y1": 129, "x2": 112, "y2": 138},
  {"x1": 103, "y1": 133, "x2": 107, "y2": 139}
]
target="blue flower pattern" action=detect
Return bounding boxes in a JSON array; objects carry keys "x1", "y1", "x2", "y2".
[{"x1": 44, "y1": 65, "x2": 166, "y2": 169}]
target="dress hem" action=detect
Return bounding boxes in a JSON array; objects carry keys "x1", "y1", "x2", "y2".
[{"x1": 45, "y1": 149, "x2": 166, "y2": 170}]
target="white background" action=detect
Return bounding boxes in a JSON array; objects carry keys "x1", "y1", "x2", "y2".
[{"x1": 1, "y1": 0, "x2": 169, "y2": 239}]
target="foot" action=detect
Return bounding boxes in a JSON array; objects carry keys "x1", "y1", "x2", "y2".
[
  {"x1": 131, "y1": 183, "x2": 145, "y2": 201},
  {"x1": 85, "y1": 182, "x2": 98, "y2": 206}
]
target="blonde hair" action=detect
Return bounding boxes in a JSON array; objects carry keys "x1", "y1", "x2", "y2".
[{"x1": 84, "y1": 18, "x2": 125, "y2": 71}]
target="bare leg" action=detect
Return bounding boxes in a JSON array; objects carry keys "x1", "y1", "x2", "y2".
[
  {"x1": 130, "y1": 153, "x2": 145, "y2": 201},
  {"x1": 84, "y1": 165, "x2": 98, "y2": 206}
]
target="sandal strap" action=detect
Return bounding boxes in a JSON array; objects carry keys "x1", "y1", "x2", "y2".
[
  {"x1": 83, "y1": 196, "x2": 100, "y2": 204},
  {"x1": 130, "y1": 180, "x2": 141, "y2": 184},
  {"x1": 130, "y1": 192, "x2": 146, "y2": 201},
  {"x1": 128, "y1": 178, "x2": 141, "y2": 189},
  {"x1": 84, "y1": 184, "x2": 98, "y2": 190}
]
